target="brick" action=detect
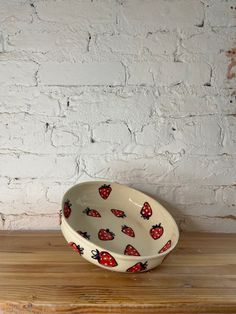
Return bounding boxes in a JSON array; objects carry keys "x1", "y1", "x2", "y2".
[
  {"x1": 0, "y1": 114, "x2": 54, "y2": 154},
  {"x1": 176, "y1": 214, "x2": 236, "y2": 233},
  {"x1": 24, "y1": 181, "x2": 47, "y2": 204},
  {"x1": 123, "y1": 143, "x2": 155, "y2": 157},
  {"x1": 175, "y1": 203, "x2": 234, "y2": 218},
  {"x1": 0, "y1": 179, "x2": 55, "y2": 215},
  {"x1": 0, "y1": 87, "x2": 61, "y2": 116},
  {"x1": 51, "y1": 123, "x2": 90, "y2": 154},
  {"x1": 128, "y1": 62, "x2": 211, "y2": 86},
  {"x1": 51, "y1": 128, "x2": 80, "y2": 147},
  {"x1": 0, "y1": 180, "x2": 57, "y2": 215},
  {"x1": 173, "y1": 185, "x2": 216, "y2": 205},
  {"x1": 158, "y1": 86, "x2": 236, "y2": 116},
  {"x1": 29, "y1": 93, "x2": 60, "y2": 116},
  {"x1": 162, "y1": 155, "x2": 236, "y2": 185},
  {"x1": 47, "y1": 184, "x2": 72, "y2": 204},
  {"x1": 136, "y1": 116, "x2": 225, "y2": 155},
  {"x1": 217, "y1": 186, "x2": 236, "y2": 206},
  {"x1": 129, "y1": 183, "x2": 175, "y2": 202},
  {"x1": 83, "y1": 155, "x2": 173, "y2": 184},
  {"x1": 0, "y1": 87, "x2": 32, "y2": 114},
  {"x1": 0, "y1": 178, "x2": 23, "y2": 204},
  {"x1": 96, "y1": 32, "x2": 176, "y2": 56},
  {"x1": 0, "y1": 200, "x2": 59, "y2": 215},
  {"x1": 159, "y1": 62, "x2": 211, "y2": 86},
  {"x1": 144, "y1": 32, "x2": 177, "y2": 56},
  {"x1": 93, "y1": 122, "x2": 131, "y2": 145},
  {"x1": 66, "y1": 88, "x2": 154, "y2": 131},
  {"x1": 38, "y1": 62, "x2": 125, "y2": 86},
  {"x1": 156, "y1": 88, "x2": 229, "y2": 117},
  {"x1": 0, "y1": 0, "x2": 32, "y2": 23},
  {"x1": 0, "y1": 155, "x2": 76, "y2": 179},
  {"x1": 80, "y1": 142, "x2": 116, "y2": 156},
  {"x1": 182, "y1": 31, "x2": 234, "y2": 55},
  {"x1": 36, "y1": 0, "x2": 116, "y2": 31},
  {"x1": 212, "y1": 55, "x2": 235, "y2": 89},
  {"x1": 8, "y1": 24, "x2": 88, "y2": 61},
  {"x1": 135, "y1": 119, "x2": 171, "y2": 148},
  {"x1": 3, "y1": 213, "x2": 58, "y2": 230},
  {"x1": 206, "y1": 1, "x2": 236, "y2": 27},
  {"x1": 172, "y1": 116, "x2": 223, "y2": 155},
  {"x1": 119, "y1": 0, "x2": 204, "y2": 32},
  {"x1": 0, "y1": 62, "x2": 37, "y2": 86},
  {"x1": 158, "y1": 93, "x2": 218, "y2": 116},
  {"x1": 224, "y1": 116, "x2": 236, "y2": 144},
  {"x1": 127, "y1": 62, "x2": 156, "y2": 85}
]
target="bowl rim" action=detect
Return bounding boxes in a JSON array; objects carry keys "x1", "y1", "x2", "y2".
[{"x1": 61, "y1": 180, "x2": 180, "y2": 260}]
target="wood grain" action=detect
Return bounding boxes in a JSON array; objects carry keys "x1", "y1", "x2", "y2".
[{"x1": 0, "y1": 231, "x2": 235, "y2": 314}]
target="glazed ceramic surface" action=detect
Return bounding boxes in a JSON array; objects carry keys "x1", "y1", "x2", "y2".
[{"x1": 60, "y1": 181, "x2": 179, "y2": 273}]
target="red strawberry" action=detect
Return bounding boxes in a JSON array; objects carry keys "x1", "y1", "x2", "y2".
[
  {"x1": 126, "y1": 261, "x2": 147, "y2": 273},
  {"x1": 99, "y1": 184, "x2": 112, "y2": 199},
  {"x1": 91, "y1": 249, "x2": 117, "y2": 267},
  {"x1": 77, "y1": 230, "x2": 90, "y2": 240},
  {"x1": 158, "y1": 240, "x2": 171, "y2": 253},
  {"x1": 111, "y1": 209, "x2": 126, "y2": 218},
  {"x1": 98, "y1": 228, "x2": 115, "y2": 241},
  {"x1": 64, "y1": 199, "x2": 72, "y2": 218},
  {"x1": 68, "y1": 242, "x2": 84, "y2": 255},
  {"x1": 121, "y1": 225, "x2": 135, "y2": 237},
  {"x1": 140, "y1": 202, "x2": 152, "y2": 220},
  {"x1": 124, "y1": 244, "x2": 140, "y2": 256},
  {"x1": 83, "y1": 207, "x2": 101, "y2": 217},
  {"x1": 150, "y1": 223, "x2": 164, "y2": 240}
]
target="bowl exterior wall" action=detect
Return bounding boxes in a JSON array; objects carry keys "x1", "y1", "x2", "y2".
[{"x1": 61, "y1": 218, "x2": 165, "y2": 273}]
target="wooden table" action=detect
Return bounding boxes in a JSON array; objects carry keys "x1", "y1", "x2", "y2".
[{"x1": 0, "y1": 231, "x2": 235, "y2": 314}]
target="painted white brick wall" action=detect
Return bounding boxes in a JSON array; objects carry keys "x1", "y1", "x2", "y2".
[{"x1": 0, "y1": 0, "x2": 235, "y2": 232}]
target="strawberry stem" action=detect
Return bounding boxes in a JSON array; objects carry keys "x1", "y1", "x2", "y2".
[
  {"x1": 91, "y1": 249, "x2": 100, "y2": 261},
  {"x1": 152, "y1": 223, "x2": 161, "y2": 228},
  {"x1": 83, "y1": 207, "x2": 90, "y2": 214},
  {"x1": 100, "y1": 184, "x2": 110, "y2": 188},
  {"x1": 65, "y1": 199, "x2": 71, "y2": 206}
]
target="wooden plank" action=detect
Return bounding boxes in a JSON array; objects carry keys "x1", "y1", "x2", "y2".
[{"x1": 0, "y1": 231, "x2": 235, "y2": 313}]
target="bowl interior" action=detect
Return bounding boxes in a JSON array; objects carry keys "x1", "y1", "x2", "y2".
[{"x1": 63, "y1": 182, "x2": 179, "y2": 257}]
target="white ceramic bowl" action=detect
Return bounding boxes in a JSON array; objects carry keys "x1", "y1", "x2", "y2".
[{"x1": 60, "y1": 181, "x2": 179, "y2": 273}]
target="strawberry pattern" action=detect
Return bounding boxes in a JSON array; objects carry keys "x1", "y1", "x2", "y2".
[
  {"x1": 121, "y1": 225, "x2": 135, "y2": 237},
  {"x1": 140, "y1": 202, "x2": 152, "y2": 220},
  {"x1": 99, "y1": 184, "x2": 112, "y2": 199},
  {"x1": 111, "y1": 208, "x2": 126, "y2": 218},
  {"x1": 68, "y1": 242, "x2": 84, "y2": 255},
  {"x1": 124, "y1": 244, "x2": 140, "y2": 256},
  {"x1": 150, "y1": 223, "x2": 164, "y2": 240},
  {"x1": 83, "y1": 207, "x2": 101, "y2": 217},
  {"x1": 158, "y1": 240, "x2": 171, "y2": 253},
  {"x1": 98, "y1": 228, "x2": 115, "y2": 241},
  {"x1": 64, "y1": 199, "x2": 72, "y2": 218},
  {"x1": 126, "y1": 261, "x2": 148, "y2": 273},
  {"x1": 91, "y1": 249, "x2": 117, "y2": 267}
]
